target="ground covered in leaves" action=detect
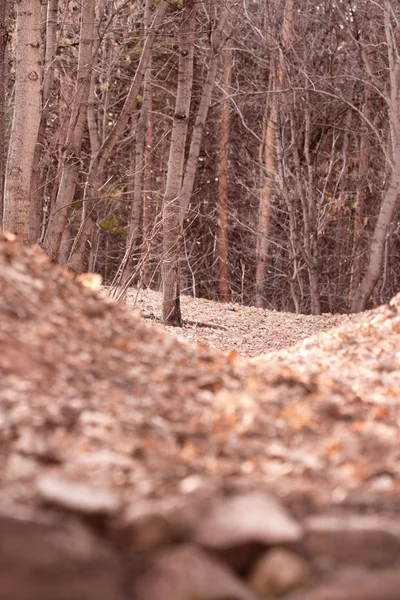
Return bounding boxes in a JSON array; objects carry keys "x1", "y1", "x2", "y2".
[
  {"x1": 125, "y1": 288, "x2": 352, "y2": 356},
  {"x1": 1, "y1": 232, "x2": 400, "y2": 600}
]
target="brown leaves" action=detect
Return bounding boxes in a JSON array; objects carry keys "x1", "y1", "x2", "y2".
[{"x1": 3, "y1": 236, "x2": 400, "y2": 598}]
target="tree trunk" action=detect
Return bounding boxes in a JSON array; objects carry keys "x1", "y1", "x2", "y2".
[
  {"x1": 255, "y1": 93, "x2": 276, "y2": 308},
  {"x1": 3, "y1": 0, "x2": 41, "y2": 243},
  {"x1": 42, "y1": 0, "x2": 95, "y2": 260},
  {"x1": 123, "y1": 109, "x2": 144, "y2": 285},
  {"x1": 121, "y1": 0, "x2": 153, "y2": 291},
  {"x1": 178, "y1": 0, "x2": 234, "y2": 226},
  {"x1": 30, "y1": 0, "x2": 59, "y2": 243},
  {"x1": 351, "y1": 0, "x2": 400, "y2": 312},
  {"x1": 350, "y1": 94, "x2": 371, "y2": 302},
  {"x1": 142, "y1": 67, "x2": 154, "y2": 288},
  {"x1": 162, "y1": 0, "x2": 197, "y2": 326},
  {"x1": 0, "y1": 0, "x2": 9, "y2": 222},
  {"x1": 255, "y1": 0, "x2": 293, "y2": 308},
  {"x1": 350, "y1": 157, "x2": 400, "y2": 312},
  {"x1": 141, "y1": 0, "x2": 155, "y2": 290},
  {"x1": 217, "y1": 45, "x2": 232, "y2": 302}
]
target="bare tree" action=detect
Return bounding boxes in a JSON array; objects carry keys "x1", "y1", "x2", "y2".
[
  {"x1": 3, "y1": 0, "x2": 41, "y2": 242},
  {"x1": 66, "y1": 0, "x2": 169, "y2": 274},
  {"x1": 178, "y1": 0, "x2": 236, "y2": 225},
  {"x1": 351, "y1": 0, "x2": 400, "y2": 312},
  {"x1": 350, "y1": 88, "x2": 371, "y2": 300},
  {"x1": 30, "y1": 0, "x2": 60, "y2": 242},
  {"x1": 0, "y1": 0, "x2": 9, "y2": 221},
  {"x1": 255, "y1": 0, "x2": 293, "y2": 308},
  {"x1": 4, "y1": 0, "x2": 400, "y2": 315},
  {"x1": 119, "y1": 0, "x2": 154, "y2": 290},
  {"x1": 141, "y1": 52, "x2": 155, "y2": 289},
  {"x1": 42, "y1": 0, "x2": 96, "y2": 259},
  {"x1": 217, "y1": 44, "x2": 233, "y2": 302},
  {"x1": 162, "y1": 0, "x2": 197, "y2": 326}
]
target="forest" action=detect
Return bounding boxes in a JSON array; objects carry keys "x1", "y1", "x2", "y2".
[
  {"x1": 1, "y1": 0, "x2": 400, "y2": 323},
  {"x1": 2, "y1": 2, "x2": 400, "y2": 596}
]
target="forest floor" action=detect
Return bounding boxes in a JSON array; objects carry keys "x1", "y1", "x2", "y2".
[
  {"x1": 2, "y1": 234, "x2": 400, "y2": 600},
  {"x1": 124, "y1": 288, "x2": 355, "y2": 356}
]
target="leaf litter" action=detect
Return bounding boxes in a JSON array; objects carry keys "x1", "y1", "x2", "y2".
[
  {"x1": 1, "y1": 232, "x2": 400, "y2": 600},
  {"x1": 126, "y1": 287, "x2": 352, "y2": 356}
]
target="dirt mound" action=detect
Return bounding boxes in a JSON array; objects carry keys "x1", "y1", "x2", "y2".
[{"x1": 1, "y1": 232, "x2": 400, "y2": 600}]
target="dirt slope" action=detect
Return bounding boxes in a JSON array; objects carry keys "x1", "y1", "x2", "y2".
[{"x1": 1, "y1": 232, "x2": 400, "y2": 600}]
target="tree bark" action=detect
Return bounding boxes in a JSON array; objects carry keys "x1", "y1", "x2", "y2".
[
  {"x1": 142, "y1": 62, "x2": 154, "y2": 288},
  {"x1": 162, "y1": 0, "x2": 197, "y2": 326},
  {"x1": 178, "y1": 0, "x2": 234, "y2": 226},
  {"x1": 121, "y1": 0, "x2": 153, "y2": 291},
  {"x1": 351, "y1": 0, "x2": 400, "y2": 312},
  {"x1": 217, "y1": 45, "x2": 232, "y2": 302},
  {"x1": 0, "y1": 0, "x2": 9, "y2": 222},
  {"x1": 3, "y1": 0, "x2": 41, "y2": 243},
  {"x1": 30, "y1": 0, "x2": 59, "y2": 243},
  {"x1": 255, "y1": 0, "x2": 293, "y2": 308},
  {"x1": 255, "y1": 87, "x2": 276, "y2": 308},
  {"x1": 42, "y1": 0, "x2": 95, "y2": 260},
  {"x1": 350, "y1": 93, "x2": 371, "y2": 302},
  {"x1": 350, "y1": 157, "x2": 400, "y2": 312}
]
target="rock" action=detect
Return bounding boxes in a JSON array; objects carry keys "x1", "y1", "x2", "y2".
[
  {"x1": 285, "y1": 567, "x2": 400, "y2": 600},
  {"x1": 304, "y1": 514, "x2": 400, "y2": 568},
  {"x1": 193, "y1": 491, "x2": 303, "y2": 548},
  {"x1": 0, "y1": 514, "x2": 128, "y2": 600},
  {"x1": 113, "y1": 504, "x2": 176, "y2": 555},
  {"x1": 159, "y1": 490, "x2": 303, "y2": 571},
  {"x1": 248, "y1": 548, "x2": 310, "y2": 598},
  {"x1": 36, "y1": 476, "x2": 121, "y2": 518},
  {"x1": 132, "y1": 544, "x2": 258, "y2": 600}
]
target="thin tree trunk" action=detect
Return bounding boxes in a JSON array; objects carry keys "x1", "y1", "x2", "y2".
[
  {"x1": 162, "y1": 0, "x2": 197, "y2": 326},
  {"x1": 142, "y1": 71, "x2": 154, "y2": 288},
  {"x1": 87, "y1": 63, "x2": 100, "y2": 158},
  {"x1": 350, "y1": 95, "x2": 371, "y2": 301},
  {"x1": 30, "y1": 0, "x2": 59, "y2": 243},
  {"x1": 178, "y1": 0, "x2": 234, "y2": 226},
  {"x1": 3, "y1": 0, "x2": 41, "y2": 242},
  {"x1": 42, "y1": 0, "x2": 95, "y2": 260},
  {"x1": 67, "y1": 0, "x2": 168, "y2": 274},
  {"x1": 217, "y1": 45, "x2": 232, "y2": 302},
  {"x1": 304, "y1": 101, "x2": 321, "y2": 315},
  {"x1": 121, "y1": 0, "x2": 153, "y2": 290},
  {"x1": 351, "y1": 0, "x2": 400, "y2": 312},
  {"x1": 123, "y1": 111, "x2": 143, "y2": 283},
  {"x1": 351, "y1": 157, "x2": 400, "y2": 312},
  {"x1": 140, "y1": 0, "x2": 156, "y2": 289},
  {"x1": 0, "y1": 0, "x2": 9, "y2": 222},
  {"x1": 255, "y1": 91, "x2": 276, "y2": 308},
  {"x1": 255, "y1": 0, "x2": 293, "y2": 308}
]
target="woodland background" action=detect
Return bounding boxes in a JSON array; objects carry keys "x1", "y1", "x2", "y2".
[{"x1": 1, "y1": 0, "x2": 400, "y2": 323}]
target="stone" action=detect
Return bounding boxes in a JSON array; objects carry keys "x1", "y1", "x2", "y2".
[
  {"x1": 0, "y1": 515, "x2": 127, "y2": 600},
  {"x1": 193, "y1": 491, "x2": 303, "y2": 548},
  {"x1": 248, "y1": 548, "x2": 310, "y2": 598},
  {"x1": 133, "y1": 544, "x2": 258, "y2": 600},
  {"x1": 36, "y1": 476, "x2": 121, "y2": 517},
  {"x1": 304, "y1": 514, "x2": 400, "y2": 567}
]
